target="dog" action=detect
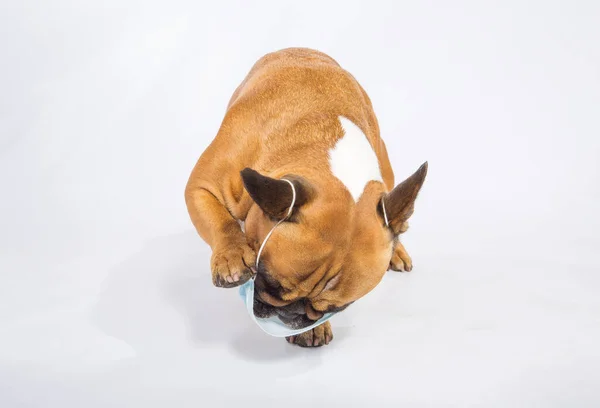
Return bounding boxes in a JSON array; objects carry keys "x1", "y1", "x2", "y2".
[{"x1": 185, "y1": 48, "x2": 427, "y2": 347}]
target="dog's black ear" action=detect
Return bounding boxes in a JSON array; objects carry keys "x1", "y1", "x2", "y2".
[
  {"x1": 241, "y1": 168, "x2": 309, "y2": 219},
  {"x1": 382, "y1": 162, "x2": 428, "y2": 235}
]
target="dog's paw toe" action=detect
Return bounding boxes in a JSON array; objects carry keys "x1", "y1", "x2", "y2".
[
  {"x1": 211, "y1": 243, "x2": 256, "y2": 288},
  {"x1": 389, "y1": 244, "x2": 413, "y2": 272},
  {"x1": 286, "y1": 322, "x2": 333, "y2": 347}
]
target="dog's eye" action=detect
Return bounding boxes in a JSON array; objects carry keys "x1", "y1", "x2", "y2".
[{"x1": 267, "y1": 213, "x2": 300, "y2": 224}]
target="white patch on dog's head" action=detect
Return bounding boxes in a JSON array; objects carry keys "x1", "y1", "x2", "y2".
[{"x1": 328, "y1": 116, "x2": 383, "y2": 201}]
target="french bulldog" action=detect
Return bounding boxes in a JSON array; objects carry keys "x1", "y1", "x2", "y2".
[{"x1": 185, "y1": 47, "x2": 427, "y2": 347}]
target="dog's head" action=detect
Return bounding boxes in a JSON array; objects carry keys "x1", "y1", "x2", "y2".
[{"x1": 241, "y1": 162, "x2": 427, "y2": 329}]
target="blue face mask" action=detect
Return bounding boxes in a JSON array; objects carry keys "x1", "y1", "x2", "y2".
[{"x1": 238, "y1": 277, "x2": 336, "y2": 337}]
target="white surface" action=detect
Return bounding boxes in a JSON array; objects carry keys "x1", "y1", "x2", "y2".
[
  {"x1": 1, "y1": 1, "x2": 599, "y2": 407},
  {"x1": 329, "y1": 116, "x2": 383, "y2": 201}
]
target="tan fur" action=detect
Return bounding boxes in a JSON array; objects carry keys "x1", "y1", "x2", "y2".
[{"x1": 185, "y1": 48, "x2": 426, "y2": 346}]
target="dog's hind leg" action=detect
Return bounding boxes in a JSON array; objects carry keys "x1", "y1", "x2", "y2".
[{"x1": 389, "y1": 240, "x2": 413, "y2": 272}]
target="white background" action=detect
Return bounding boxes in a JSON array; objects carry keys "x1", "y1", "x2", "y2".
[{"x1": 1, "y1": 1, "x2": 599, "y2": 406}]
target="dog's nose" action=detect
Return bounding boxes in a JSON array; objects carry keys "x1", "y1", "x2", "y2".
[{"x1": 282, "y1": 299, "x2": 306, "y2": 315}]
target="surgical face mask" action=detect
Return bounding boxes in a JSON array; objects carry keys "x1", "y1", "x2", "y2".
[{"x1": 238, "y1": 278, "x2": 336, "y2": 337}]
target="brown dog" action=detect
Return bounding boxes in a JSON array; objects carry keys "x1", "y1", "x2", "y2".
[{"x1": 185, "y1": 48, "x2": 427, "y2": 347}]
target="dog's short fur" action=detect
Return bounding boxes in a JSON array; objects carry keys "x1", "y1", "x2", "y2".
[{"x1": 185, "y1": 48, "x2": 427, "y2": 347}]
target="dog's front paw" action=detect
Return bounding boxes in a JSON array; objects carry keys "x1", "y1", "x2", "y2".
[
  {"x1": 211, "y1": 241, "x2": 256, "y2": 288},
  {"x1": 286, "y1": 322, "x2": 333, "y2": 348},
  {"x1": 389, "y1": 241, "x2": 413, "y2": 272}
]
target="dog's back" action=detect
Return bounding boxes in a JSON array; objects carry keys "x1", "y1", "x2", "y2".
[
  {"x1": 190, "y1": 48, "x2": 395, "y2": 220},
  {"x1": 219, "y1": 47, "x2": 394, "y2": 189},
  {"x1": 227, "y1": 48, "x2": 342, "y2": 109}
]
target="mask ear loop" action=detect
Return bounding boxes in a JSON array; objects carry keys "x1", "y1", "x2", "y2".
[
  {"x1": 381, "y1": 196, "x2": 390, "y2": 227},
  {"x1": 255, "y1": 179, "x2": 296, "y2": 271}
]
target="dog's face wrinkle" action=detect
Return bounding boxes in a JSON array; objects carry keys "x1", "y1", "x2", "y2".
[
  {"x1": 256, "y1": 261, "x2": 320, "y2": 300},
  {"x1": 322, "y1": 301, "x2": 353, "y2": 314},
  {"x1": 255, "y1": 263, "x2": 288, "y2": 301},
  {"x1": 253, "y1": 292, "x2": 316, "y2": 329}
]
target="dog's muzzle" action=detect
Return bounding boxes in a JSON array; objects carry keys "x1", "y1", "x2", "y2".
[{"x1": 239, "y1": 277, "x2": 336, "y2": 337}]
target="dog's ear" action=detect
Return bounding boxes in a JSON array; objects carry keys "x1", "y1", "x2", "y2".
[
  {"x1": 241, "y1": 168, "x2": 310, "y2": 219},
  {"x1": 382, "y1": 162, "x2": 428, "y2": 235}
]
